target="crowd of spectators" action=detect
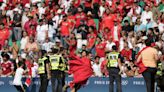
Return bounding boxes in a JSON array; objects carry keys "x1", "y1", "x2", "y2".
[{"x1": 0, "y1": 0, "x2": 163, "y2": 77}]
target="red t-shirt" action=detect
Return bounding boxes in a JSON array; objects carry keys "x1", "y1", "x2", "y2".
[
  {"x1": 73, "y1": 0, "x2": 81, "y2": 8},
  {"x1": 27, "y1": 29, "x2": 36, "y2": 37},
  {"x1": 87, "y1": 33, "x2": 96, "y2": 48},
  {"x1": 75, "y1": 13, "x2": 86, "y2": 27},
  {"x1": 102, "y1": 14, "x2": 116, "y2": 30},
  {"x1": 0, "y1": 28, "x2": 10, "y2": 47},
  {"x1": 87, "y1": 19, "x2": 96, "y2": 27},
  {"x1": 95, "y1": 42, "x2": 106, "y2": 57},
  {"x1": 24, "y1": 20, "x2": 37, "y2": 33},
  {"x1": 1, "y1": 61, "x2": 13, "y2": 75},
  {"x1": 85, "y1": 0, "x2": 92, "y2": 7},
  {"x1": 121, "y1": 49, "x2": 132, "y2": 61},
  {"x1": 68, "y1": 15, "x2": 76, "y2": 29},
  {"x1": 69, "y1": 39, "x2": 77, "y2": 56},
  {"x1": 60, "y1": 21, "x2": 70, "y2": 36},
  {"x1": 103, "y1": 31, "x2": 112, "y2": 41},
  {"x1": 100, "y1": 60, "x2": 108, "y2": 76}
]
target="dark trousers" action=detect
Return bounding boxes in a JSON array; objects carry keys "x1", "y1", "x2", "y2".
[
  {"x1": 14, "y1": 85, "x2": 24, "y2": 92},
  {"x1": 108, "y1": 68, "x2": 122, "y2": 92},
  {"x1": 39, "y1": 74, "x2": 49, "y2": 92},
  {"x1": 142, "y1": 67, "x2": 157, "y2": 92},
  {"x1": 51, "y1": 70, "x2": 63, "y2": 92}
]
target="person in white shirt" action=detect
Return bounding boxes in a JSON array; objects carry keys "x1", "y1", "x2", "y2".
[
  {"x1": 158, "y1": 21, "x2": 164, "y2": 33},
  {"x1": 119, "y1": 36, "x2": 133, "y2": 51},
  {"x1": 106, "y1": 37, "x2": 116, "y2": 52},
  {"x1": 60, "y1": 0, "x2": 72, "y2": 13},
  {"x1": 31, "y1": 61, "x2": 38, "y2": 78},
  {"x1": 36, "y1": 19, "x2": 48, "y2": 43},
  {"x1": 141, "y1": 5, "x2": 154, "y2": 25},
  {"x1": 99, "y1": 0, "x2": 106, "y2": 17},
  {"x1": 92, "y1": 56, "x2": 103, "y2": 77},
  {"x1": 48, "y1": 22, "x2": 56, "y2": 42},
  {"x1": 13, "y1": 62, "x2": 26, "y2": 92},
  {"x1": 20, "y1": 31, "x2": 29, "y2": 53},
  {"x1": 42, "y1": 38, "x2": 55, "y2": 52},
  {"x1": 38, "y1": 2, "x2": 47, "y2": 18},
  {"x1": 52, "y1": 9, "x2": 63, "y2": 30}
]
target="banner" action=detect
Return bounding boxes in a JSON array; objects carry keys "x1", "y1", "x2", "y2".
[{"x1": 0, "y1": 77, "x2": 146, "y2": 92}]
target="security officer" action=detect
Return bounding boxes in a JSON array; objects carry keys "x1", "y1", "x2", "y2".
[
  {"x1": 107, "y1": 45, "x2": 122, "y2": 92},
  {"x1": 38, "y1": 50, "x2": 51, "y2": 92},
  {"x1": 156, "y1": 62, "x2": 164, "y2": 91},
  {"x1": 58, "y1": 47, "x2": 68, "y2": 92},
  {"x1": 49, "y1": 47, "x2": 66, "y2": 92}
]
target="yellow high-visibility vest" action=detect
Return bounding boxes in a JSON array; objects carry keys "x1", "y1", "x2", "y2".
[
  {"x1": 58, "y1": 56, "x2": 67, "y2": 71},
  {"x1": 107, "y1": 52, "x2": 119, "y2": 68},
  {"x1": 156, "y1": 63, "x2": 162, "y2": 76},
  {"x1": 50, "y1": 54, "x2": 60, "y2": 70},
  {"x1": 38, "y1": 57, "x2": 47, "y2": 74}
]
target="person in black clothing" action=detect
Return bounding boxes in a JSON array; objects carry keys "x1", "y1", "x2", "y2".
[
  {"x1": 49, "y1": 48, "x2": 66, "y2": 92},
  {"x1": 107, "y1": 45, "x2": 122, "y2": 92},
  {"x1": 76, "y1": 20, "x2": 88, "y2": 49},
  {"x1": 12, "y1": 8, "x2": 22, "y2": 41},
  {"x1": 77, "y1": 20, "x2": 89, "y2": 40},
  {"x1": 38, "y1": 50, "x2": 51, "y2": 92},
  {"x1": 122, "y1": 20, "x2": 134, "y2": 32}
]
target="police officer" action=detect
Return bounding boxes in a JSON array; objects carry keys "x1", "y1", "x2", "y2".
[
  {"x1": 107, "y1": 45, "x2": 122, "y2": 92},
  {"x1": 38, "y1": 50, "x2": 51, "y2": 92},
  {"x1": 49, "y1": 47, "x2": 66, "y2": 92}
]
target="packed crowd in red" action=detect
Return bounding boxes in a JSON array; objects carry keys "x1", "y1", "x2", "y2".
[{"x1": 0, "y1": 0, "x2": 163, "y2": 77}]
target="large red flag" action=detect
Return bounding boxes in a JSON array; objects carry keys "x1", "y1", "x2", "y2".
[{"x1": 68, "y1": 55, "x2": 93, "y2": 88}]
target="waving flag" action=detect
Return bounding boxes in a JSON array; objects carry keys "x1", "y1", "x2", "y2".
[{"x1": 68, "y1": 55, "x2": 93, "y2": 89}]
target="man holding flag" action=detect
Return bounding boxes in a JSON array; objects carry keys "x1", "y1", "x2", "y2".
[
  {"x1": 136, "y1": 39, "x2": 159, "y2": 92},
  {"x1": 68, "y1": 50, "x2": 93, "y2": 92}
]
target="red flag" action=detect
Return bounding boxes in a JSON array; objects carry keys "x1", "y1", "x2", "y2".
[
  {"x1": 68, "y1": 55, "x2": 93, "y2": 89},
  {"x1": 25, "y1": 60, "x2": 32, "y2": 87},
  {"x1": 135, "y1": 47, "x2": 149, "y2": 74}
]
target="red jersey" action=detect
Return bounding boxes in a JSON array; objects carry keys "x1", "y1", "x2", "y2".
[
  {"x1": 100, "y1": 60, "x2": 108, "y2": 76},
  {"x1": 0, "y1": 28, "x2": 10, "y2": 47},
  {"x1": 95, "y1": 42, "x2": 106, "y2": 57},
  {"x1": 69, "y1": 39, "x2": 77, "y2": 56},
  {"x1": 67, "y1": 15, "x2": 76, "y2": 29},
  {"x1": 24, "y1": 20, "x2": 37, "y2": 32},
  {"x1": 87, "y1": 19, "x2": 96, "y2": 27},
  {"x1": 102, "y1": 14, "x2": 116, "y2": 30},
  {"x1": 73, "y1": 0, "x2": 81, "y2": 8},
  {"x1": 121, "y1": 49, "x2": 132, "y2": 61},
  {"x1": 1, "y1": 61, "x2": 13, "y2": 75},
  {"x1": 87, "y1": 33, "x2": 96, "y2": 48},
  {"x1": 75, "y1": 13, "x2": 86, "y2": 27},
  {"x1": 103, "y1": 31, "x2": 112, "y2": 41},
  {"x1": 60, "y1": 21, "x2": 70, "y2": 36},
  {"x1": 27, "y1": 29, "x2": 36, "y2": 37}
]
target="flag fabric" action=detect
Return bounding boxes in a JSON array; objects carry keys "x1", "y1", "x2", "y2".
[
  {"x1": 25, "y1": 60, "x2": 32, "y2": 87},
  {"x1": 68, "y1": 55, "x2": 93, "y2": 89},
  {"x1": 135, "y1": 46, "x2": 149, "y2": 74}
]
